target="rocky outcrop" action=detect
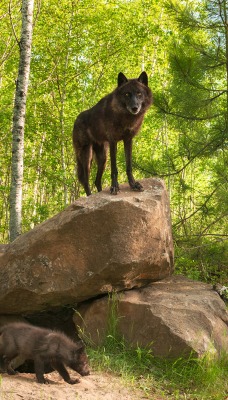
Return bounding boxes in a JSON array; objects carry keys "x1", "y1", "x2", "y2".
[
  {"x1": 1, "y1": 179, "x2": 227, "y2": 359},
  {"x1": 74, "y1": 275, "x2": 228, "y2": 358},
  {"x1": 0, "y1": 244, "x2": 8, "y2": 256},
  {"x1": 0, "y1": 178, "x2": 174, "y2": 314}
]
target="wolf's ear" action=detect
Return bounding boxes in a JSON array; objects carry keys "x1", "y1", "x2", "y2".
[
  {"x1": 118, "y1": 72, "x2": 128, "y2": 87},
  {"x1": 138, "y1": 71, "x2": 148, "y2": 86},
  {"x1": 75, "y1": 339, "x2": 85, "y2": 350}
]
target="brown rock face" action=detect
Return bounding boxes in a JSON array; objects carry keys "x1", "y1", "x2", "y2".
[
  {"x1": 0, "y1": 178, "x2": 173, "y2": 314},
  {"x1": 75, "y1": 276, "x2": 228, "y2": 358}
]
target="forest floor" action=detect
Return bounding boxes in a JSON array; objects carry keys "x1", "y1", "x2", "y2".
[{"x1": 0, "y1": 370, "x2": 155, "y2": 400}]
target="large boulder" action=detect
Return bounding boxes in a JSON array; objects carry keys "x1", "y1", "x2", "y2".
[
  {"x1": 0, "y1": 244, "x2": 8, "y2": 256},
  {"x1": 0, "y1": 178, "x2": 174, "y2": 314},
  {"x1": 74, "y1": 275, "x2": 228, "y2": 358}
]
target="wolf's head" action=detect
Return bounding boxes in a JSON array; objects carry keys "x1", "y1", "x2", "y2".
[
  {"x1": 69, "y1": 341, "x2": 90, "y2": 376},
  {"x1": 116, "y1": 71, "x2": 152, "y2": 115}
]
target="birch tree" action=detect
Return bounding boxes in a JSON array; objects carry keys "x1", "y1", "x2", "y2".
[{"x1": 9, "y1": 0, "x2": 34, "y2": 241}]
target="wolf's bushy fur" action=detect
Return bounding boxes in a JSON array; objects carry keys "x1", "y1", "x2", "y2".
[
  {"x1": 73, "y1": 71, "x2": 153, "y2": 196},
  {"x1": 0, "y1": 322, "x2": 90, "y2": 384}
]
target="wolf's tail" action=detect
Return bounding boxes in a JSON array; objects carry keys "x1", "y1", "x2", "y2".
[{"x1": 77, "y1": 158, "x2": 85, "y2": 185}]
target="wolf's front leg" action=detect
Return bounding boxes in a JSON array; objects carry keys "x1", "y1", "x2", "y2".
[
  {"x1": 52, "y1": 361, "x2": 80, "y2": 384},
  {"x1": 109, "y1": 141, "x2": 120, "y2": 195},
  {"x1": 110, "y1": 180, "x2": 120, "y2": 195},
  {"x1": 34, "y1": 357, "x2": 47, "y2": 384},
  {"x1": 124, "y1": 138, "x2": 143, "y2": 192}
]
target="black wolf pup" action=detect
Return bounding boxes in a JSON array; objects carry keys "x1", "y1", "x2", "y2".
[
  {"x1": 73, "y1": 71, "x2": 153, "y2": 196},
  {"x1": 0, "y1": 322, "x2": 90, "y2": 384}
]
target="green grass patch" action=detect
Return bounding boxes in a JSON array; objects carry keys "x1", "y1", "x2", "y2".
[
  {"x1": 81, "y1": 293, "x2": 228, "y2": 399},
  {"x1": 88, "y1": 337, "x2": 228, "y2": 399}
]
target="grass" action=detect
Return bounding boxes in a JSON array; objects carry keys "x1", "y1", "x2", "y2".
[
  {"x1": 87, "y1": 336, "x2": 228, "y2": 399},
  {"x1": 80, "y1": 293, "x2": 228, "y2": 400}
]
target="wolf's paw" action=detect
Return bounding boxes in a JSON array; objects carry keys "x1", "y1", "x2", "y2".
[
  {"x1": 37, "y1": 378, "x2": 48, "y2": 384},
  {"x1": 7, "y1": 370, "x2": 18, "y2": 375},
  {"x1": 110, "y1": 185, "x2": 120, "y2": 195},
  {"x1": 68, "y1": 378, "x2": 80, "y2": 385},
  {"x1": 131, "y1": 181, "x2": 143, "y2": 191}
]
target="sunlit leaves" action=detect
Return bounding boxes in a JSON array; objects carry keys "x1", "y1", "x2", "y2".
[{"x1": 0, "y1": 0, "x2": 227, "y2": 281}]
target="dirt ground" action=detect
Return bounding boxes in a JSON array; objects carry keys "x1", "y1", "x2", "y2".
[{"x1": 0, "y1": 370, "x2": 151, "y2": 400}]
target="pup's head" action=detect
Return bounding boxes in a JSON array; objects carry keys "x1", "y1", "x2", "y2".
[
  {"x1": 70, "y1": 340, "x2": 90, "y2": 376},
  {"x1": 117, "y1": 71, "x2": 152, "y2": 115}
]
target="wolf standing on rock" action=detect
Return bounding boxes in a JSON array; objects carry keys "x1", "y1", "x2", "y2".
[
  {"x1": 73, "y1": 72, "x2": 153, "y2": 196},
  {"x1": 0, "y1": 322, "x2": 90, "y2": 384}
]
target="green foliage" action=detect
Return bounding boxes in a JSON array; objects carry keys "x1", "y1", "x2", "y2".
[
  {"x1": 175, "y1": 237, "x2": 228, "y2": 283},
  {"x1": 87, "y1": 293, "x2": 228, "y2": 399},
  {"x1": 0, "y1": 0, "x2": 227, "y2": 283}
]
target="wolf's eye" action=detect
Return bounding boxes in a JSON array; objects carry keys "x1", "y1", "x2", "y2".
[
  {"x1": 137, "y1": 92, "x2": 142, "y2": 97},
  {"x1": 125, "y1": 92, "x2": 130, "y2": 97}
]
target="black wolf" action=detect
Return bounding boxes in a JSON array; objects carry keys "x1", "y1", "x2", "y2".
[
  {"x1": 0, "y1": 322, "x2": 90, "y2": 384},
  {"x1": 73, "y1": 72, "x2": 153, "y2": 196}
]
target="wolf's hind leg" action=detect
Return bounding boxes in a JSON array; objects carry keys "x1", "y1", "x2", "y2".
[
  {"x1": 77, "y1": 144, "x2": 93, "y2": 196},
  {"x1": 93, "y1": 142, "x2": 108, "y2": 192},
  {"x1": 3, "y1": 354, "x2": 18, "y2": 375}
]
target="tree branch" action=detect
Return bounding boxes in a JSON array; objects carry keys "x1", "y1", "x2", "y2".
[
  {"x1": 172, "y1": 188, "x2": 218, "y2": 228},
  {"x1": 8, "y1": 0, "x2": 20, "y2": 47}
]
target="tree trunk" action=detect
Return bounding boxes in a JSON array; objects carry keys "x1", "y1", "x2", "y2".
[{"x1": 9, "y1": 0, "x2": 34, "y2": 242}]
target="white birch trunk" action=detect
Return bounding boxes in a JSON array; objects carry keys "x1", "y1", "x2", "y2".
[{"x1": 9, "y1": 0, "x2": 34, "y2": 242}]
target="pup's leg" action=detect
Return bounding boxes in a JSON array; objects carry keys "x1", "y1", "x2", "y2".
[
  {"x1": 93, "y1": 142, "x2": 108, "y2": 192},
  {"x1": 52, "y1": 361, "x2": 80, "y2": 384},
  {"x1": 3, "y1": 354, "x2": 18, "y2": 375},
  {"x1": 124, "y1": 138, "x2": 143, "y2": 191},
  {"x1": 34, "y1": 357, "x2": 46, "y2": 384},
  {"x1": 0, "y1": 355, "x2": 4, "y2": 372}
]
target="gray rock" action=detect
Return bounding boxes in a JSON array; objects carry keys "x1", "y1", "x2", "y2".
[
  {"x1": 0, "y1": 178, "x2": 173, "y2": 314},
  {"x1": 74, "y1": 275, "x2": 228, "y2": 358},
  {"x1": 0, "y1": 244, "x2": 8, "y2": 256}
]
